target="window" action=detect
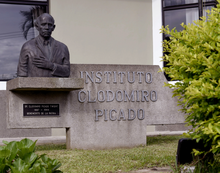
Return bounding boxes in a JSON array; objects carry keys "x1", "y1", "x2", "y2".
[
  {"x1": 162, "y1": 0, "x2": 217, "y2": 80},
  {"x1": 0, "y1": 0, "x2": 48, "y2": 81}
]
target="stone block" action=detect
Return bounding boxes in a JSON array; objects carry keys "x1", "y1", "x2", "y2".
[{"x1": 7, "y1": 64, "x2": 186, "y2": 149}]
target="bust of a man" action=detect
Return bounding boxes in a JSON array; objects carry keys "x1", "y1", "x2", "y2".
[{"x1": 17, "y1": 13, "x2": 70, "y2": 77}]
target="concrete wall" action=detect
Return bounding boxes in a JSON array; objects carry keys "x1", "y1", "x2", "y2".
[{"x1": 50, "y1": 0, "x2": 153, "y2": 65}]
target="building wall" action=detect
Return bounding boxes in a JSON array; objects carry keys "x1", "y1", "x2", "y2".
[
  {"x1": 152, "y1": 0, "x2": 163, "y2": 69},
  {"x1": 50, "y1": 0, "x2": 154, "y2": 65}
]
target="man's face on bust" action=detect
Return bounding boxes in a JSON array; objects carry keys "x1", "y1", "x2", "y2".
[{"x1": 37, "y1": 14, "x2": 55, "y2": 39}]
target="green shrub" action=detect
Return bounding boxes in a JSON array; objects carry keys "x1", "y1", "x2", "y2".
[
  {"x1": 0, "y1": 138, "x2": 62, "y2": 173},
  {"x1": 161, "y1": 0, "x2": 220, "y2": 156}
]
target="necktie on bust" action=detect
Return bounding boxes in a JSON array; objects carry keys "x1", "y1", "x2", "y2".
[
  {"x1": 44, "y1": 40, "x2": 50, "y2": 46},
  {"x1": 44, "y1": 40, "x2": 52, "y2": 61}
]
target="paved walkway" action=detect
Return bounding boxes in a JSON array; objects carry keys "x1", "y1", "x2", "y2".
[
  {"x1": 0, "y1": 136, "x2": 66, "y2": 145},
  {"x1": 127, "y1": 167, "x2": 172, "y2": 173}
]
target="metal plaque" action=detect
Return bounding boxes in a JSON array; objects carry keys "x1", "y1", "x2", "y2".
[{"x1": 23, "y1": 104, "x2": 59, "y2": 116}]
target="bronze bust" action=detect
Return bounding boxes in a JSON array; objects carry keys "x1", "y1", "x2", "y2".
[{"x1": 17, "y1": 13, "x2": 70, "y2": 77}]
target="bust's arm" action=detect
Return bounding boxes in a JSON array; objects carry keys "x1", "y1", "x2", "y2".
[
  {"x1": 17, "y1": 45, "x2": 29, "y2": 77},
  {"x1": 51, "y1": 45, "x2": 70, "y2": 77}
]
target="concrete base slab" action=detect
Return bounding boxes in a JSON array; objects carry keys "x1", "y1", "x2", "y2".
[
  {"x1": 155, "y1": 124, "x2": 191, "y2": 132},
  {"x1": 147, "y1": 131, "x2": 188, "y2": 136}
]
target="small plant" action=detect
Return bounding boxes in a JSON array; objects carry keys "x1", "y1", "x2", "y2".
[
  {"x1": 191, "y1": 157, "x2": 220, "y2": 173},
  {"x1": 0, "y1": 138, "x2": 62, "y2": 173}
]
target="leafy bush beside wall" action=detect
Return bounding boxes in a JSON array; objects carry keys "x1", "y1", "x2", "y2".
[
  {"x1": 0, "y1": 138, "x2": 62, "y2": 173},
  {"x1": 161, "y1": 0, "x2": 220, "y2": 156}
]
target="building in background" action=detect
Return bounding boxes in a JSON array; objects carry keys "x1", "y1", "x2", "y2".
[
  {"x1": 0, "y1": 0, "x2": 217, "y2": 134},
  {"x1": 0, "y1": 0, "x2": 217, "y2": 85}
]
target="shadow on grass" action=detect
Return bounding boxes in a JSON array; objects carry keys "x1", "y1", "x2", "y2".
[
  {"x1": 36, "y1": 144, "x2": 66, "y2": 151},
  {"x1": 147, "y1": 135, "x2": 183, "y2": 145}
]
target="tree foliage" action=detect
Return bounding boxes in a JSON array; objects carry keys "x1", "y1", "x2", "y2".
[
  {"x1": 20, "y1": 6, "x2": 45, "y2": 40},
  {"x1": 161, "y1": 0, "x2": 220, "y2": 155}
]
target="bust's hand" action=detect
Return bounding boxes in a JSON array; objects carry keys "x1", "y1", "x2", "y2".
[{"x1": 33, "y1": 56, "x2": 54, "y2": 70}]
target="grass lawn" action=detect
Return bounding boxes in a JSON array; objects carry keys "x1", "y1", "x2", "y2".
[{"x1": 35, "y1": 135, "x2": 182, "y2": 173}]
